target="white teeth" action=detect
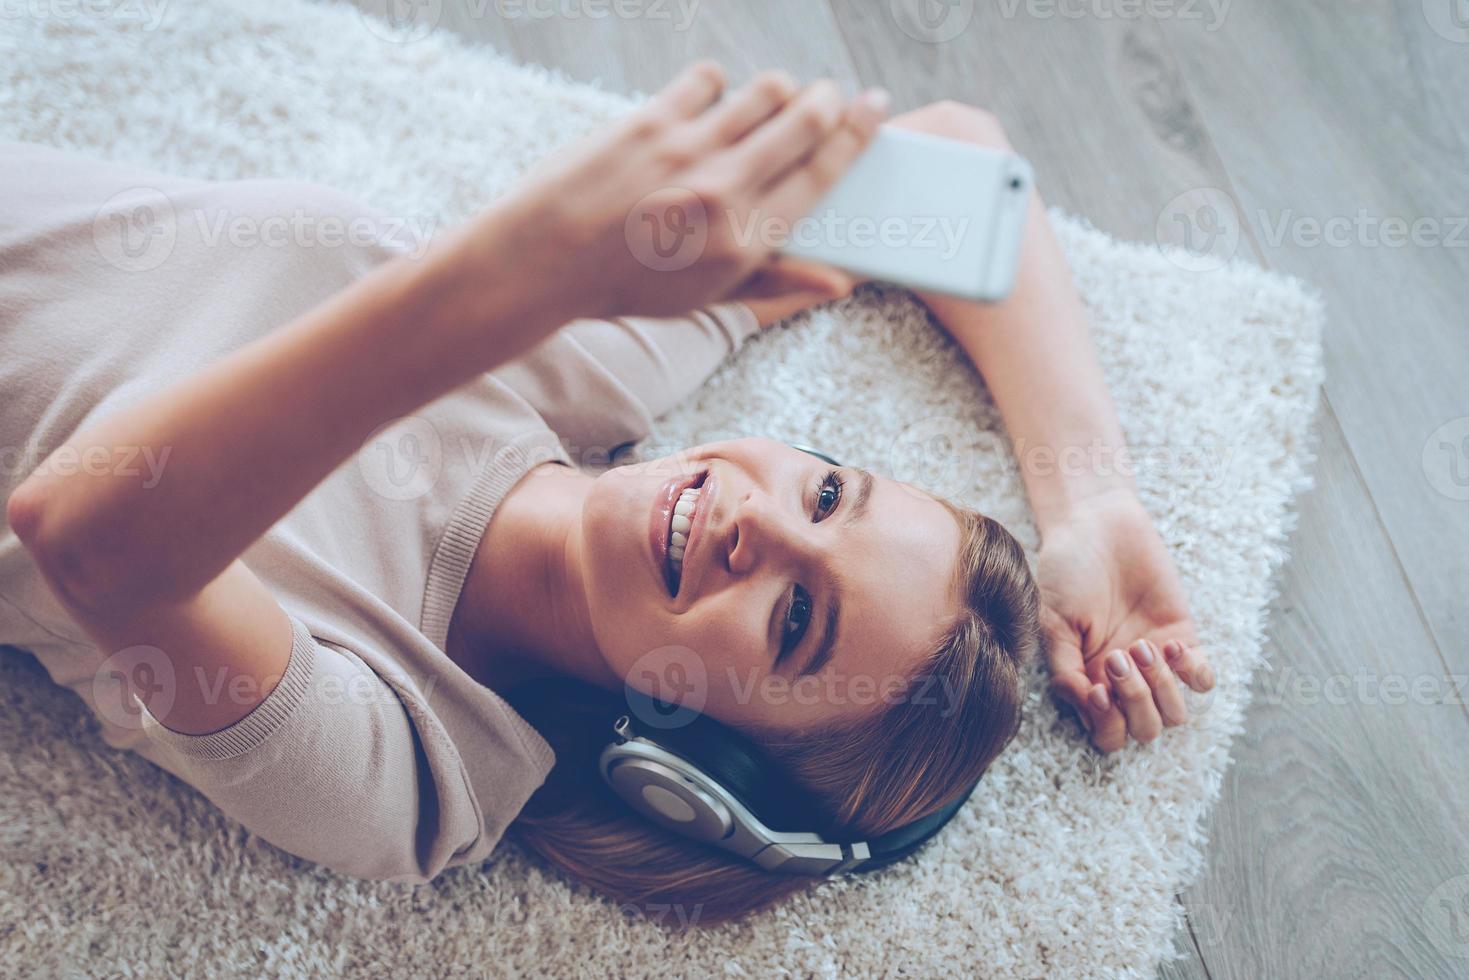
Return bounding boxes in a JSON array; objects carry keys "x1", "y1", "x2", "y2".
[{"x1": 668, "y1": 486, "x2": 702, "y2": 588}]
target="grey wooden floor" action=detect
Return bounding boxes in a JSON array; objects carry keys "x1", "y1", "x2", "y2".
[{"x1": 346, "y1": 1, "x2": 1469, "y2": 976}]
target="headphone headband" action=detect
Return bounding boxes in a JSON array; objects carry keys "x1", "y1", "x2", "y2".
[{"x1": 599, "y1": 712, "x2": 977, "y2": 875}]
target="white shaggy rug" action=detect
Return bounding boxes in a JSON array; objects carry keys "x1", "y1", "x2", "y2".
[{"x1": 0, "y1": 2, "x2": 1325, "y2": 976}]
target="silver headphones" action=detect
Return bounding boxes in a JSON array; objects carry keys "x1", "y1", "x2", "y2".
[{"x1": 598, "y1": 711, "x2": 976, "y2": 875}]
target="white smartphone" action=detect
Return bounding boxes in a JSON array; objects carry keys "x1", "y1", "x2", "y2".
[{"x1": 778, "y1": 126, "x2": 1033, "y2": 301}]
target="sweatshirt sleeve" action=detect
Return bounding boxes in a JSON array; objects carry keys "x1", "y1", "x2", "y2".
[
  {"x1": 492, "y1": 301, "x2": 761, "y2": 459},
  {"x1": 131, "y1": 615, "x2": 485, "y2": 884}
]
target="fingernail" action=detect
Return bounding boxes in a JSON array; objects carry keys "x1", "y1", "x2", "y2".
[
  {"x1": 860, "y1": 87, "x2": 891, "y2": 114},
  {"x1": 1088, "y1": 686, "x2": 1110, "y2": 713},
  {"x1": 1133, "y1": 640, "x2": 1154, "y2": 668},
  {"x1": 1106, "y1": 649, "x2": 1130, "y2": 677},
  {"x1": 1200, "y1": 664, "x2": 1216, "y2": 690},
  {"x1": 769, "y1": 69, "x2": 798, "y2": 95}
]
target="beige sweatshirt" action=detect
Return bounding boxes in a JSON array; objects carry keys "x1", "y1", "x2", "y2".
[{"x1": 0, "y1": 141, "x2": 759, "y2": 883}]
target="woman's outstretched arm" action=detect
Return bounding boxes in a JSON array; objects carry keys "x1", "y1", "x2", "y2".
[
  {"x1": 5, "y1": 64, "x2": 889, "y2": 736},
  {"x1": 888, "y1": 101, "x2": 1215, "y2": 752}
]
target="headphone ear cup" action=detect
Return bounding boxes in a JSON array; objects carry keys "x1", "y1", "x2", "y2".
[
  {"x1": 625, "y1": 702, "x2": 816, "y2": 834},
  {"x1": 508, "y1": 677, "x2": 816, "y2": 831}
]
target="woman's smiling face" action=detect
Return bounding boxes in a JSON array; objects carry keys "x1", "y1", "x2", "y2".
[{"x1": 578, "y1": 437, "x2": 964, "y2": 732}]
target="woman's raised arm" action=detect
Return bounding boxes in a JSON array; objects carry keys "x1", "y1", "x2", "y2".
[
  {"x1": 888, "y1": 101, "x2": 1215, "y2": 752},
  {"x1": 5, "y1": 63, "x2": 889, "y2": 736}
]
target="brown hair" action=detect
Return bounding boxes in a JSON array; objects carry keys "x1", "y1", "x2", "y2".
[{"x1": 504, "y1": 500, "x2": 1039, "y2": 927}]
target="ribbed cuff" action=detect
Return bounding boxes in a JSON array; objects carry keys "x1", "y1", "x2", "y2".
[
  {"x1": 707, "y1": 300, "x2": 760, "y2": 348},
  {"x1": 134, "y1": 615, "x2": 317, "y2": 761}
]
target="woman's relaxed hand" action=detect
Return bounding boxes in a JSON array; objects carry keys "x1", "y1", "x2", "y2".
[
  {"x1": 1035, "y1": 487, "x2": 1216, "y2": 752},
  {"x1": 448, "y1": 62, "x2": 888, "y2": 328}
]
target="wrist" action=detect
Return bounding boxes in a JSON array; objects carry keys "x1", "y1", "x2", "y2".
[
  {"x1": 1015, "y1": 435, "x2": 1139, "y2": 534},
  {"x1": 420, "y1": 197, "x2": 594, "y2": 357}
]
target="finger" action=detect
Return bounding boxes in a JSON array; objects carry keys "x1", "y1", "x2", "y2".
[
  {"x1": 1050, "y1": 668, "x2": 1098, "y2": 734},
  {"x1": 689, "y1": 70, "x2": 800, "y2": 148},
  {"x1": 1086, "y1": 681, "x2": 1129, "y2": 753},
  {"x1": 1129, "y1": 639, "x2": 1188, "y2": 727},
  {"x1": 761, "y1": 256, "x2": 858, "y2": 295},
  {"x1": 726, "y1": 79, "x2": 848, "y2": 189},
  {"x1": 1163, "y1": 640, "x2": 1216, "y2": 693},
  {"x1": 738, "y1": 286, "x2": 843, "y2": 328},
  {"x1": 761, "y1": 88, "x2": 888, "y2": 221},
  {"x1": 642, "y1": 60, "x2": 727, "y2": 121},
  {"x1": 1104, "y1": 647, "x2": 1163, "y2": 744},
  {"x1": 1041, "y1": 615, "x2": 1114, "y2": 739}
]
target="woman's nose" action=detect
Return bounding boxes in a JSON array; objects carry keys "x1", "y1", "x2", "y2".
[{"x1": 727, "y1": 490, "x2": 812, "y2": 576}]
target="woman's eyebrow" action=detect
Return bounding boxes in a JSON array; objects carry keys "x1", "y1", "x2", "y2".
[
  {"x1": 840, "y1": 468, "x2": 875, "y2": 528},
  {"x1": 795, "y1": 469, "x2": 872, "y2": 679},
  {"x1": 798, "y1": 591, "x2": 840, "y2": 680}
]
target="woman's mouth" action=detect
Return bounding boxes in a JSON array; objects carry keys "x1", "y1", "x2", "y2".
[
  {"x1": 650, "y1": 469, "x2": 708, "y2": 598},
  {"x1": 667, "y1": 484, "x2": 702, "y2": 593}
]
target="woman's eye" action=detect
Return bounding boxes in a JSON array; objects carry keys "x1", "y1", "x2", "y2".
[
  {"x1": 781, "y1": 586, "x2": 812, "y2": 657},
  {"x1": 813, "y1": 471, "x2": 843, "y2": 521}
]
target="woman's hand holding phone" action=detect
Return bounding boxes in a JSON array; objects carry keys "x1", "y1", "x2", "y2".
[{"x1": 438, "y1": 62, "x2": 888, "y2": 337}]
